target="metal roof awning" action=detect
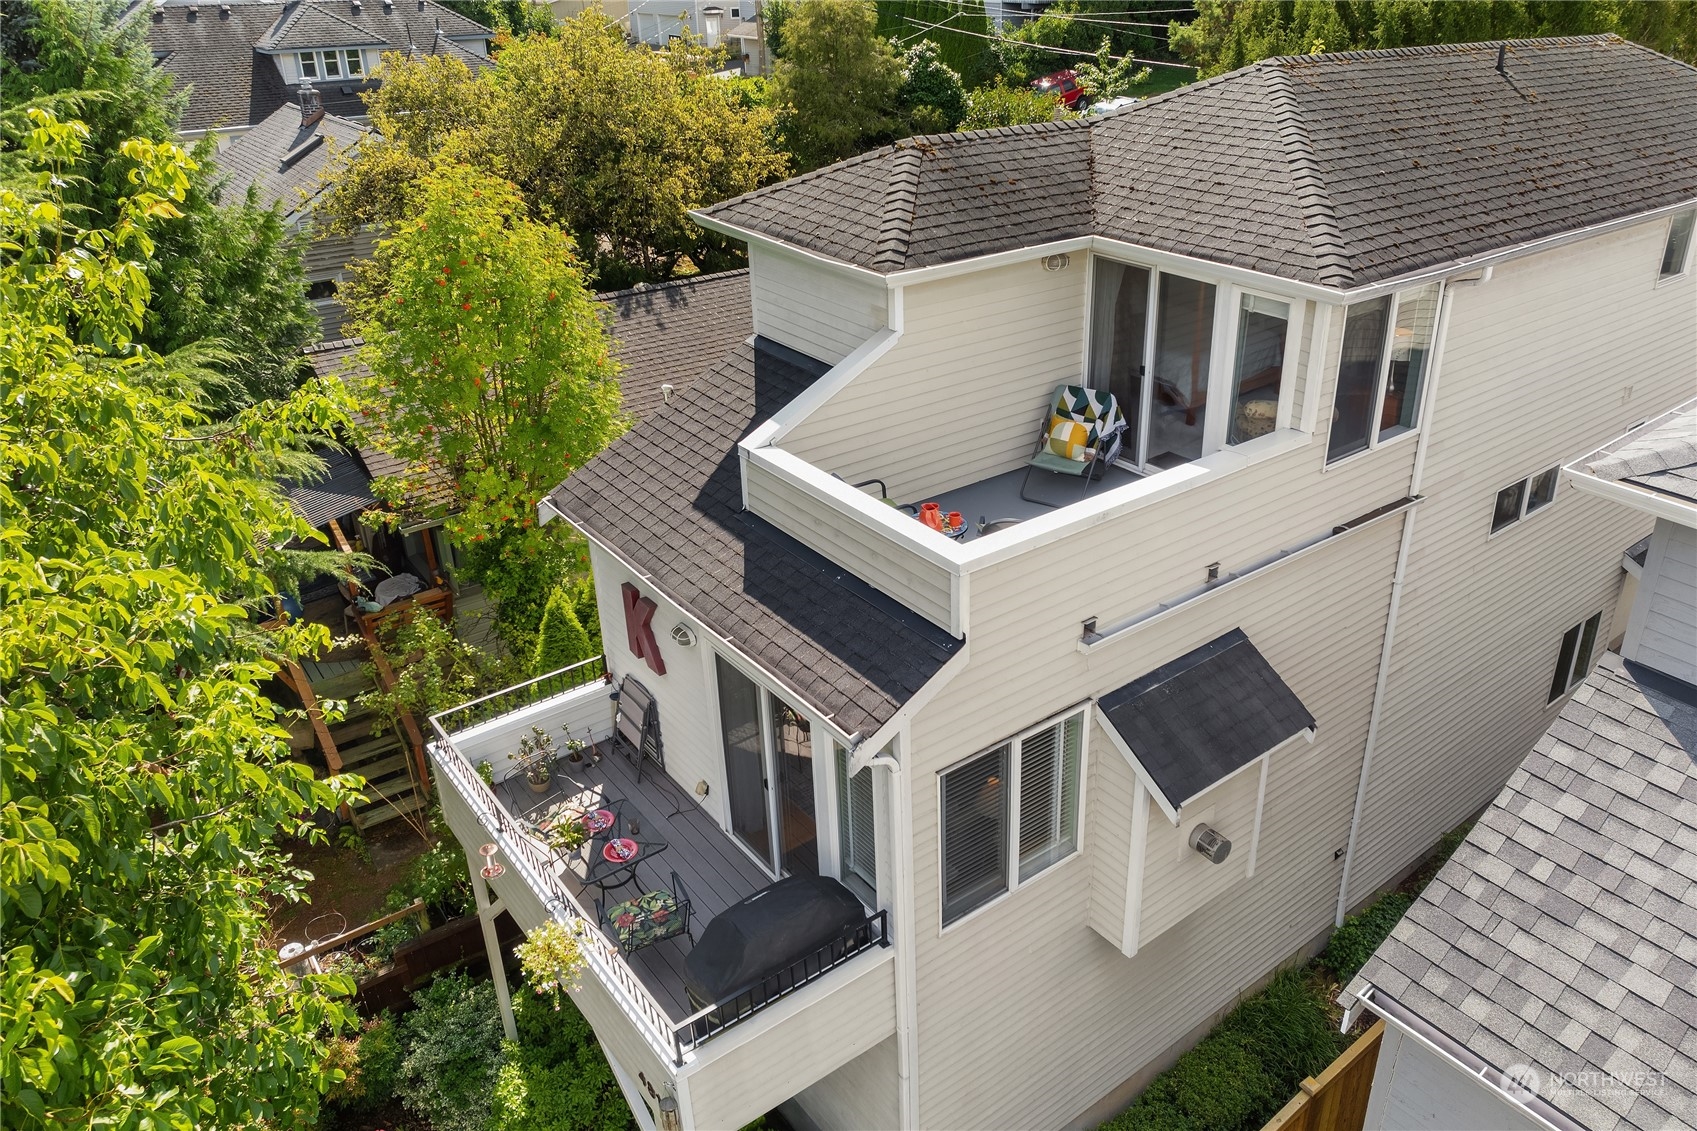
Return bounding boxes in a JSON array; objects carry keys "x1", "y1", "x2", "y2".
[
  {"x1": 283, "y1": 446, "x2": 376, "y2": 529},
  {"x1": 1096, "y1": 629, "x2": 1315, "y2": 823}
]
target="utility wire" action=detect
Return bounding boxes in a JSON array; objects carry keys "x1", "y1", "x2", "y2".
[{"x1": 899, "y1": 14, "x2": 1197, "y2": 70}]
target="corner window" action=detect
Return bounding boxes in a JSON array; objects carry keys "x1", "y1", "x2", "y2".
[
  {"x1": 1491, "y1": 465, "x2": 1559, "y2": 533},
  {"x1": 345, "y1": 49, "x2": 364, "y2": 76},
  {"x1": 1227, "y1": 294, "x2": 1290, "y2": 445},
  {"x1": 940, "y1": 708, "x2": 1084, "y2": 927},
  {"x1": 1548, "y1": 612, "x2": 1601, "y2": 702},
  {"x1": 298, "y1": 51, "x2": 318, "y2": 79},
  {"x1": 1660, "y1": 209, "x2": 1695, "y2": 281},
  {"x1": 1327, "y1": 283, "x2": 1442, "y2": 462},
  {"x1": 834, "y1": 745, "x2": 877, "y2": 906}
]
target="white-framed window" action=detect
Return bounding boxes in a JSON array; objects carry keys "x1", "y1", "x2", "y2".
[
  {"x1": 345, "y1": 49, "x2": 364, "y2": 75},
  {"x1": 297, "y1": 50, "x2": 317, "y2": 79},
  {"x1": 296, "y1": 49, "x2": 363, "y2": 82},
  {"x1": 939, "y1": 707, "x2": 1085, "y2": 927},
  {"x1": 1491, "y1": 465, "x2": 1559, "y2": 533},
  {"x1": 1659, "y1": 208, "x2": 1695, "y2": 281},
  {"x1": 1548, "y1": 612, "x2": 1601, "y2": 702},
  {"x1": 1326, "y1": 281, "x2": 1442, "y2": 463},
  {"x1": 834, "y1": 744, "x2": 877, "y2": 906}
]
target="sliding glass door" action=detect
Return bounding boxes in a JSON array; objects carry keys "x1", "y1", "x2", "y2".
[
  {"x1": 716, "y1": 654, "x2": 820, "y2": 877},
  {"x1": 716, "y1": 655, "x2": 770, "y2": 862},
  {"x1": 1088, "y1": 261, "x2": 1150, "y2": 456}
]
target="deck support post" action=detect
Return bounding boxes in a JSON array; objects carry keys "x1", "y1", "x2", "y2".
[{"x1": 469, "y1": 855, "x2": 518, "y2": 1041}]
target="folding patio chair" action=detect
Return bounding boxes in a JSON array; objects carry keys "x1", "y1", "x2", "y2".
[{"x1": 1019, "y1": 384, "x2": 1128, "y2": 505}]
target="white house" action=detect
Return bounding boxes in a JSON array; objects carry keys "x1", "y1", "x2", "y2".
[
  {"x1": 425, "y1": 37, "x2": 1697, "y2": 1131},
  {"x1": 1343, "y1": 402, "x2": 1697, "y2": 1131}
]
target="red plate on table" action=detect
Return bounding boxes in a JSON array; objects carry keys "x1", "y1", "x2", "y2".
[
  {"x1": 581, "y1": 809, "x2": 615, "y2": 834},
  {"x1": 602, "y1": 837, "x2": 639, "y2": 864}
]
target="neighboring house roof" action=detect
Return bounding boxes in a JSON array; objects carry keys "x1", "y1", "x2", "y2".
[
  {"x1": 1578, "y1": 403, "x2": 1697, "y2": 505},
  {"x1": 698, "y1": 37, "x2": 1697, "y2": 289},
  {"x1": 133, "y1": 0, "x2": 491, "y2": 131},
  {"x1": 549, "y1": 337, "x2": 963, "y2": 739},
  {"x1": 282, "y1": 445, "x2": 377, "y2": 526},
  {"x1": 1096, "y1": 629, "x2": 1314, "y2": 815},
  {"x1": 601, "y1": 270, "x2": 753, "y2": 419},
  {"x1": 1352, "y1": 653, "x2": 1697, "y2": 1131},
  {"x1": 216, "y1": 102, "x2": 367, "y2": 220}
]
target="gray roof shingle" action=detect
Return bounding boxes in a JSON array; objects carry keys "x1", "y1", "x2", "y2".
[
  {"x1": 600, "y1": 271, "x2": 753, "y2": 420},
  {"x1": 1356, "y1": 653, "x2": 1697, "y2": 1131},
  {"x1": 1581, "y1": 404, "x2": 1697, "y2": 506},
  {"x1": 215, "y1": 102, "x2": 367, "y2": 218},
  {"x1": 699, "y1": 37, "x2": 1697, "y2": 289},
  {"x1": 549, "y1": 338, "x2": 962, "y2": 738}
]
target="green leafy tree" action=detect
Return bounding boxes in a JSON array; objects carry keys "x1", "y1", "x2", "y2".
[
  {"x1": 531, "y1": 585, "x2": 595, "y2": 675},
  {"x1": 900, "y1": 38, "x2": 968, "y2": 132},
  {"x1": 772, "y1": 0, "x2": 904, "y2": 169},
  {"x1": 994, "y1": 1, "x2": 1177, "y2": 87},
  {"x1": 960, "y1": 81, "x2": 1068, "y2": 129},
  {"x1": 436, "y1": 0, "x2": 555, "y2": 36},
  {"x1": 570, "y1": 576, "x2": 603, "y2": 656},
  {"x1": 875, "y1": 0, "x2": 994, "y2": 85},
  {"x1": 1073, "y1": 38, "x2": 1154, "y2": 100},
  {"x1": 1, "y1": 109, "x2": 357, "y2": 1129},
  {"x1": 6, "y1": 0, "x2": 319, "y2": 411},
  {"x1": 358, "y1": 611, "x2": 521, "y2": 737},
  {"x1": 325, "y1": 16, "x2": 787, "y2": 286},
  {"x1": 488, "y1": 990, "x2": 633, "y2": 1131}
]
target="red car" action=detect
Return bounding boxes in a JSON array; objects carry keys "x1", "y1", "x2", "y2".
[{"x1": 1032, "y1": 69, "x2": 1087, "y2": 109}]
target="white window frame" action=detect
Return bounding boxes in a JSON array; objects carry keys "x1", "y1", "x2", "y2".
[
  {"x1": 1323, "y1": 281, "x2": 1445, "y2": 467},
  {"x1": 1083, "y1": 254, "x2": 1309, "y2": 472},
  {"x1": 1657, "y1": 207, "x2": 1695, "y2": 283},
  {"x1": 297, "y1": 51, "x2": 318, "y2": 79},
  {"x1": 344, "y1": 48, "x2": 364, "y2": 76},
  {"x1": 830, "y1": 741, "x2": 881, "y2": 909},
  {"x1": 938, "y1": 703, "x2": 1090, "y2": 932},
  {"x1": 1489, "y1": 464, "x2": 1560, "y2": 536},
  {"x1": 1548, "y1": 612, "x2": 1601, "y2": 703}
]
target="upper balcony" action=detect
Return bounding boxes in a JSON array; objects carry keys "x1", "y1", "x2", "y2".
[{"x1": 428, "y1": 659, "x2": 896, "y2": 1128}]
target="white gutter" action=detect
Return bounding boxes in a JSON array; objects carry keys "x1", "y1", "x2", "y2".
[
  {"x1": 1334, "y1": 280, "x2": 1456, "y2": 925},
  {"x1": 1561, "y1": 472, "x2": 1697, "y2": 527}
]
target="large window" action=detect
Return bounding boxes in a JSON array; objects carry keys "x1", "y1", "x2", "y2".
[
  {"x1": 835, "y1": 745, "x2": 877, "y2": 905},
  {"x1": 940, "y1": 709, "x2": 1084, "y2": 926},
  {"x1": 1150, "y1": 274, "x2": 1216, "y2": 465},
  {"x1": 1327, "y1": 283, "x2": 1442, "y2": 462},
  {"x1": 1661, "y1": 209, "x2": 1695, "y2": 281},
  {"x1": 1548, "y1": 613, "x2": 1601, "y2": 702},
  {"x1": 1227, "y1": 294, "x2": 1291, "y2": 444}
]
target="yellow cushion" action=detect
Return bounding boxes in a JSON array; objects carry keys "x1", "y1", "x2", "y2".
[{"x1": 1047, "y1": 415, "x2": 1093, "y2": 462}]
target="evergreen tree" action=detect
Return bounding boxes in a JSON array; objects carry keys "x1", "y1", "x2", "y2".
[
  {"x1": 900, "y1": 38, "x2": 968, "y2": 132},
  {"x1": 531, "y1": 585, "x2": 594, "y2": 675},
  {"x1": 772, "y1": 0, "x2": 904, "y2": 170}
]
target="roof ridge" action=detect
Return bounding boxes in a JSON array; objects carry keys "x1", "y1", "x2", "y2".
[
  {"x1": 594, "y1": 268, "x2": 750, "y2": 302},
  {"x1": 1263, "y1": 33, "x2": 1624, "y2": 69},
  {"x1": 1261, "y1": 66, "x2": 1354, "y2": 288},
  {"x1": 873, "y1": 146, "x2": 923, "y2": 271}
]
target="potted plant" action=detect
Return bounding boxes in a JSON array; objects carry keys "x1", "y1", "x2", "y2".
[
  {"x1": 515, "y1": 918, "x2": 588, "y2": 1008},
  {"x1": 562, "y1": 727, "x2": 588, "y2": 765},
  {"x1": 513, "y1": 726, "x2": 556, "y2": 794}
]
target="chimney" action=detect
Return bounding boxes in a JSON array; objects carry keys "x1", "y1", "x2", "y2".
[{"x1": 298, "y1": 81, "x2": 324, "y2": 128}]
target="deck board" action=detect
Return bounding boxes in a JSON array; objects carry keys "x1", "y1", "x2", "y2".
[{"x1": 493, "y1": 742, "x2": 773, "y2": 1022}]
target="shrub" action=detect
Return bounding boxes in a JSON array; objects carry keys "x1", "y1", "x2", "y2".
[
  {"x1": 532, "y1": 585, "x2": 594, "y2": 676},
  {"x1": 384, "y1": 807, "x2": 475, "y2": 920},
  {"x1": 1101, "y1": 968, "x2": 1343, "y2": 1131},
  {"x1": 570, "y1": 576, "x2": 603, "y2": 657},
  {"x1": 489, "y1": 990, "x2": 634, "y2": 1131},
  {"x1": 396, "y1": 974, "x2": 506, "y2": 1131},
  {"x1": 321, "y1": 1014, "x2": 404, "y2": 1125},
  {"x1": 1322, "y1": 891, "x2": 1415, "y2": 985}
]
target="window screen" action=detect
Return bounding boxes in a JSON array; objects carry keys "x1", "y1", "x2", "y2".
[
  {"x1": 322, "y1": 51, "x2": 341, "y2": 77},
  {"x1": 1382, "y1": 283, "x2": 1440, "y2": 438},
  {"x1": 345, "y1": 50, "x2": 364, "y2": 75},
  {"x1": 1526, "y1": 467, "x2": 1559, "y2": 513},
  {"x1": 1661, "y1": 210, "x2": 1695, "y2": 279},
  {"x1": 835, "y1": 744, "x2": 878, "y2": 906},
  {"x1": 1328, "y1": 296, "x2": 1391, "y2": 462},
  {"x1": 1493, "y1": 481, "x2": 1527, "y2": 533},
  {"x1": 299, "y1": 52, "x2": 317, "y2": 78},
  {"x1": 940, "y1": 747, "x2": 1008, "y2": 925},
  {"x1": 1548, "y1": 612, "x2": 1602, "y2": 702}
]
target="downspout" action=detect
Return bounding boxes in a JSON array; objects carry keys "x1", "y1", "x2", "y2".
[
  {"x1": 1334, "y1": 276, "x2": 1465, "y2": 925},
  {"x1": 886, "y1": 730, "x2": 922, "y2": 1130}
]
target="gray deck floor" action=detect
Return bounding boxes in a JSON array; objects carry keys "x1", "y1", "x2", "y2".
[
  {"x1": 918, "y1": 464, "x2": 1145, "y2": 542},
  {"x1": 494, "y1": 742, "x2": 773, "y2": 1022}
]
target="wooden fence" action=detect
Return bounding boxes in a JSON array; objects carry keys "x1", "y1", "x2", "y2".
[{"x1": 1263, "y1": 1019, "x2": 1384, "y2": 1131}]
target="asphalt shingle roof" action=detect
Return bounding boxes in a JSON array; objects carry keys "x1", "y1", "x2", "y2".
[
  {"x1": 1097, "y1": 629, "x2": 1314, "y2": 811},
  {"x1": 134, "y1": 0, "x2": 491, "y2": 131},
  {"x1": 1581, "y1": 404, "x2": 1697, "y2": 506},
  {"x1": 1355, "y1": 653, "x2": 1697, "y2": 1131},
  {"x1": 215, "y1": 102, "x2": 367, "y2": 219},
  {"x1": 282, "y1": 445, "x2": 377, "y2": 526},
  {"x1": 549, "y1": 338, "x2": 963, "y2": 738},
  {"x1": 600, "y1": 271, "x2": 753, "y2": 419},
  {"x1": 700, "y1": 37, "x2": 1697, "y2": 289}
]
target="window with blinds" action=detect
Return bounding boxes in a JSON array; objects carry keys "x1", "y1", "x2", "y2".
[
  {"x1": 835, "y1": 744, "x2": 878, "y2": 906},
  {"x1": 941, "y1": 708, "x2": 1086, "y2": 926}
]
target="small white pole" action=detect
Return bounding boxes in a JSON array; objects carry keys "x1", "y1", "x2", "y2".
[{"x1": 468, "y1": 853, "x2": 518, "y2": 1041}]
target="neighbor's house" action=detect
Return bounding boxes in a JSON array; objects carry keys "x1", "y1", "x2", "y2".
[
  {"x1": 1343, "y1": 403, "x2": 1697, "y2": 1131},
  {"x1": 623, "y1": 0, "x2": 767, "y2": 72},
  {"x1": 133, "y1": 0, "x2": 492, "y2": 136},
  {"x1": 423, "y1": 37, "x2": 1697, "y2": 1131}
]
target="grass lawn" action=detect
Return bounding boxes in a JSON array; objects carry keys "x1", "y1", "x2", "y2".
[
  {"x1": 1129, "y1": 64, "x2": 1198, "y2": 99},
  {"x1": 1100, "y1": 822, "x2": 1472, "y2": 1131}
]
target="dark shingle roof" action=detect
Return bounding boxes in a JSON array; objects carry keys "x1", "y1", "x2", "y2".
[
  {"x1": 602, "y1": 271, "x2": 753, "y2": 419},
  {"x1": 282, "y1": 445, "x2": 376, "y2": 526},
  {"x1": 216, "y1": 102, "x2": 367, "y2": 218},
  {"x1": 1097, "y1": 629, "x2": 1315, "y2": 812},
  {"x1": 549, "y1": 338, "x2": 963, "y2": 738},
  {"x1": 1355, "y1": 653, "x2": 1697, "y2": 1131},
  {"x1": 135, "y1": 0, "x2": 491, "y2": 131},
  {"x1": 700, "y1": 37, "x2": 1697, "y2": 289},
  {"x1": 1581, "y1": 403, "x2": 1697, "y2": 505}
]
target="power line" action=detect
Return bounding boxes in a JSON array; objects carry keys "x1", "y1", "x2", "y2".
[{"x1": 899, "y1": 14, "x2": 1197, "y2": 70}]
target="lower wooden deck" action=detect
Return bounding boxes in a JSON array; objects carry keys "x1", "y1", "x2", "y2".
[{"x1": 494, "y1": 742, "x2": 773, "y2": 1022}]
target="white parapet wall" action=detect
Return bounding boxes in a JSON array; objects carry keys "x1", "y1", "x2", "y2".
[{"x1": 445, "y1": 679, "x2": 617, "y2": 781}]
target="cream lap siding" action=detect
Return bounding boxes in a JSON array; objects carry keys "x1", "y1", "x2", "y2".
[
  {"x1": 1627, "y1": 519, "x2": 1697, "y2": 684},
  {"x1": 680, "y1": 950, "x2": 896, "y2": 1130},
  {"x1": 1342, "y1": 219, "x2": 1696, "y2": 911},
  {"x1": 791, "y1": 1033, "x2": 900, "y2": 1131},
  {"x1": 742, "y1": 456, "x2": 954, "y2": 629},
  {"x1": 906, "y1": 515, "x2": 1403, "y2": 1130},
  {"x1": 574, "y1": 975, "x2": 680, "y2": 1130},
  {"x1": 1135, "y1": 760, "x2": 1262, "y2": 946},
  {"x1": 749, "y1": 245, "x2": 886, "y2": 365},
  {"x1": 1084, "y1": 716, "x2": 1135, "y2": 950},
  {"x1": 782, "y1": 259, "x2": 1088, "y2": 503},
  {"x1": 1362, "y1": 1025, "x2": 1545, "y2": 1131}
]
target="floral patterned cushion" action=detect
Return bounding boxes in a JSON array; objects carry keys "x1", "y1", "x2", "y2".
[{"x1": 604, "y1": 890, "x2": 683, "y2": 950}]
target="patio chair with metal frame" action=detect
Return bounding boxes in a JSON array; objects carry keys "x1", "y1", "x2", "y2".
[
  {"x1": 596, "y1": 870, "x2": 694, "y2": 958},
  {"x1": 1019, "y1": 384, "x2": 1127, "y2": 505}
]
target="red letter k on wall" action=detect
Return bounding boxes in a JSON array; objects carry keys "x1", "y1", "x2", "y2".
[{"x1": 621, "y1": 582, "x2": 667, "y2": 676}]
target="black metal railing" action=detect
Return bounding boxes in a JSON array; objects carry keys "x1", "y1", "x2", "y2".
[
  {"x1": 432, "y1": 655, "x2": 607, "y2": 734},
  {"x1": 671, "y1": 910, "x2": 891, "y2": 1061}
]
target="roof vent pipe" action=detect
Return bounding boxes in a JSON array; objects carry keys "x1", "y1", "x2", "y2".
[{"x1": 1495, "y1": 44, "x2": 1507, "y2": 74}]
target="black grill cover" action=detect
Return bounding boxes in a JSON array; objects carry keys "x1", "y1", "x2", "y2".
[{"x1": 683, "y1": 875, "x2": 867, "y2": 1009}]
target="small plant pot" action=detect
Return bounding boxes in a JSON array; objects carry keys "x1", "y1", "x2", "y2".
[
  {"x1": 567, "y1": 751, "x2": 584, "y2": 765},
  {"x1": 527, "y1": 774, "x2": 550, "y2": 794}
]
